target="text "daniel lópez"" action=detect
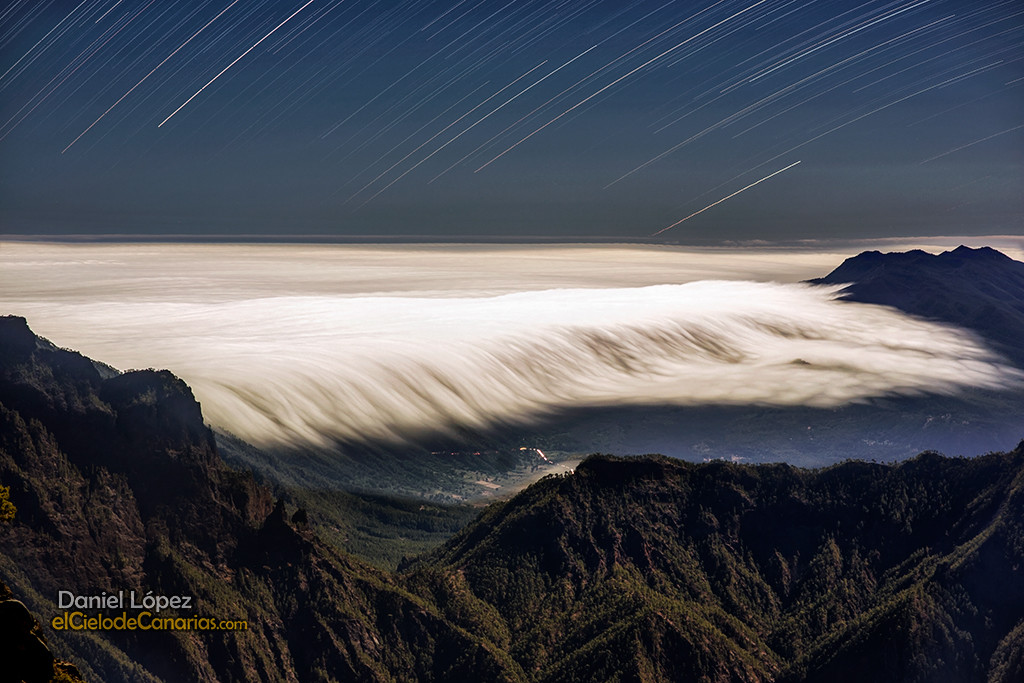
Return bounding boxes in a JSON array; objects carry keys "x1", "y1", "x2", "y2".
[{"x1": 58, "y1": 590, "x2": 192, "y2": 613}]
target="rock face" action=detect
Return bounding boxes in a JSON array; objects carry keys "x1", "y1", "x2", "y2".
[
  {"x1": 0, "y1": 316, "x2": 510, "y2": 682},
  {"x1": 1, "y1": 314, "x2": 1023, "y2": 682},
  {"x1": 811, "y1": 245, "x2": 1024, "y2": 365}
]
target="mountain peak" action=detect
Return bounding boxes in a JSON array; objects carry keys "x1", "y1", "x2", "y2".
[
  {"x1": 810, "y1": 245, "x2": 1024, "y2": 365},
  {"x1": 815, "y1": 244, "x2": 1023, "y2": 283},
  {"x1": 944, "y1": 244, "x2": 1012, "y2": 261},
  {"x1": 0, "y1": 315, "x2": 38, "y2": 358},
  {"x1": 816, "y1": 245, "x2": 1018, "y2": 281}
]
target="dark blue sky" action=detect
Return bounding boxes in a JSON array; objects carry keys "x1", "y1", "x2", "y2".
[{"x1": 1, "y1": 0, "x2": 1021, "y2": 240}]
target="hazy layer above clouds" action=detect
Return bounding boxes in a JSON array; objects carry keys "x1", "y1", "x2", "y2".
[{"x1": 2, "y1": 242, "x2": 1020, "y2": 449}]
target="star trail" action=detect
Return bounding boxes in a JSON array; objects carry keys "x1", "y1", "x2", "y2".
[{"x1": 0, "y1": 0, "x2": 1021, "y2": 239}]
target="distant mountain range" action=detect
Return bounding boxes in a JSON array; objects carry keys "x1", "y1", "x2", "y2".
[
  {"x1": 810, "y1": 245, "x2": 1024, "y2": 366},
  {"x1": 1, "y1": 246, "x2": 1023, "y2": 681}
]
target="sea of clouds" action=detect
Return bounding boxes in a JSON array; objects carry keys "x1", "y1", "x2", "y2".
[{"x1": 2, "y1": 241, "x2": 1020, "y2": 449}]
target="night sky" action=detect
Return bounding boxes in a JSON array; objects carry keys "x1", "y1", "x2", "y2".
[{"x1": 1, "y1": 0, "x2": 1021, "y2": 240}]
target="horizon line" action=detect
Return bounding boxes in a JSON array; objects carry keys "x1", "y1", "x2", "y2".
[{"x1": 2, "y1": 232, "x2": 1021, "y2": 249}]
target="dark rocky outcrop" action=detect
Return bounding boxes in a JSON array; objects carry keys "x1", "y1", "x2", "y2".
[
  {"x1": 0, "y1": 316, "x2": 509, "y2": 682},
  {"x1": 0, "y1": 580, "x2": 86, "y2": 683},
  {"x1": 811, "y1": 245, "x2": 1024, "y2": 365}
]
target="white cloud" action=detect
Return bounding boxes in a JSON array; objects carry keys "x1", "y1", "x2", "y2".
[{"x1": 2, "y1": 242, "x2": 1019, "y2": 449}]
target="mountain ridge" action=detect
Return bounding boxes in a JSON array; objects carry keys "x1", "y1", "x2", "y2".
[
  {"x1": 810, "y1": 245, "x2": 1024, "y2": 365},
  {"x1": 407, "y1": 448, "x2": 1024, "y2": 681},
  {"x1": 0, "y1": 315, "x2": 513, "y2": 682}
]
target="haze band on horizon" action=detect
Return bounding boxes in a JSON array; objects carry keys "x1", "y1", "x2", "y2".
[{"x1": 1, "y1": 241, "x2": 1019, "y2": 451}]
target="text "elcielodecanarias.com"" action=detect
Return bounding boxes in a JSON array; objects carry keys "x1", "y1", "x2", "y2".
[
  {"x1": 52, "y1": 612, "x2": 248, "y2": 631},
  {"x1": 51, "y1": 590, "x2": 247, "y2": 632}
]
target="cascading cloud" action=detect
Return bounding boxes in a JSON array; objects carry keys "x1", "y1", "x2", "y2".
[{"x1": 2, "y1": 243, "x2": 1019, "y2": 450}]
